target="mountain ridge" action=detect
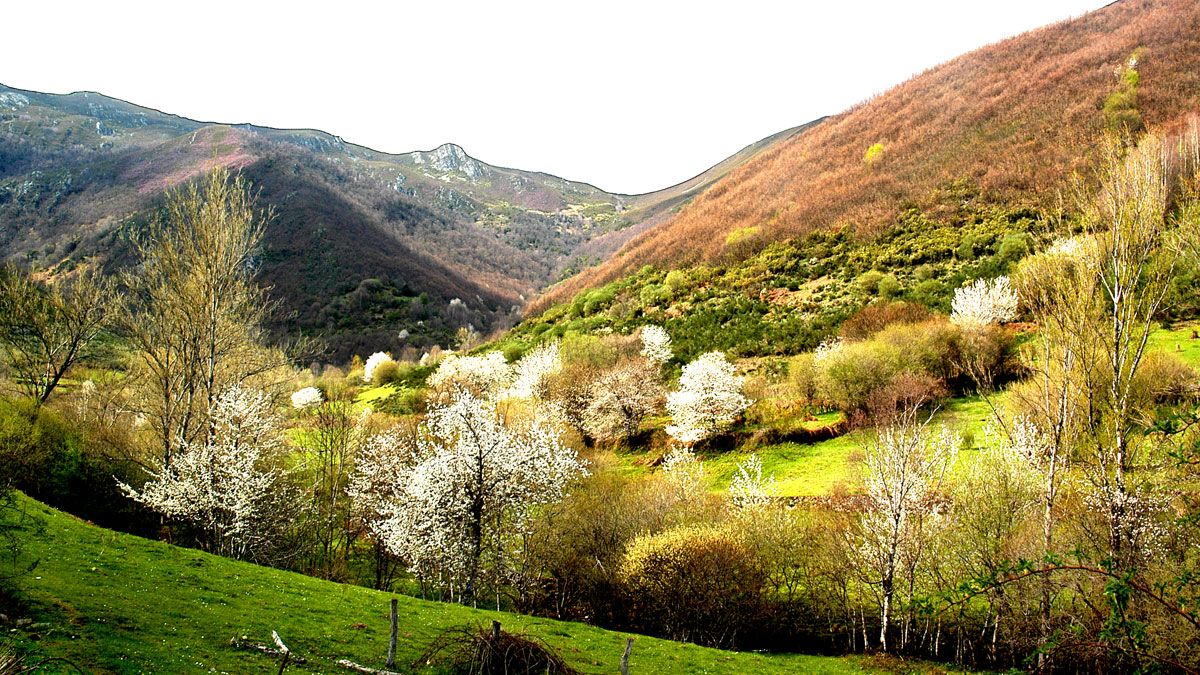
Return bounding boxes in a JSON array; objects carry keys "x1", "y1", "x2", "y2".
[{"x1": 0, "y1": 81, "x2": 813, "y2": 360}]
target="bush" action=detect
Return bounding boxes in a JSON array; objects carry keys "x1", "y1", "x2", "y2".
[
  {"x1": 864, "y1": 142, "x2": 885, "y2": 165},
  {"x1": 997, "y1": 233, "x2": 1032, "y2": 263},
  {"x1": 874, "y1": 319, "x2": 963, "y2": 382},
  {"x1": 787, "y1": 353, "x2": 819, "y2": 407},
  {"x1": 1133, "y1": 351, "x2": 1198, "y2": 405},
  {"x1": 418, "y1": 623, "x2": 579, "y2": 675},
  {"x1": 840, "y1": 301, "x2": 935, "y2": 340},
  {"x1": 876, "y1": 274, "x2": 902, "y2": 299},
  {"x1": 857, "y1": 270, "x2": 885, "y2": 295},
  {"x1": 814, "y1": 340, "x2": 905, "y2": 414},
  {"x1": 663, "y1": 269, "x2": 688, "y2": 297},
  {"x1": 370, "y1": 359, "x2": 403, "y2": 386},
  {"x1": 619, "y1": 524, "x2": 769, "y2": 648},
  {"x1": 0, "y1": 399, "x2": 149, "y2": 533}
]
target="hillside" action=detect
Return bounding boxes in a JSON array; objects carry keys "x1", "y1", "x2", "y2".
[
  {"x1": 537, "y1": 0, "x2": 1200, "y2": 310},
  {"x1": 0, "y1": 85, "x2": 805, "y2": 361},
  {"x1": 0, "y1": 493, "x2": 896, "y2": 674}
]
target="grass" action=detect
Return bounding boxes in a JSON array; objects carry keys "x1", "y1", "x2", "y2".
[
  {"x1": 355, "y1": 383, "x2": 399, "y2": 405},
  {"x1": 2, "y1": 494, "x2": 905, "y2": 674},
  {"x1": 1148, "y1": 322, "x2": 1200, "y2": 369}
]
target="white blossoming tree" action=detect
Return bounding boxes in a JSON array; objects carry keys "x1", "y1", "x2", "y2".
[
  {"x1": 507, "y1": 341, "x2": 562, "y2": 400},
  {"x1": 581, "y1": 361, "x2": 663, "y2": 443},
  {"x1": 729, "y1": 453, "x2": 776, "y2": 510},
  {"x1": 291, "y1": 386, "x2": 324, "y2": 410},
  {"x1": 120, "y1": 385, "x2": 292, "y2": 561},
  {"x1": 950, "y1": 276, "x2": 1019, "y2": 328},
  {"x1": 350, "y1": 390, "x2": 586, "y2": 605},
  {"x1": 363, "y1": 352, "x2": 395, "y2": 384},
  {"x1": 666, "y1": 351, "x2": 750, "y2": 444},
  {"x1": 640, "y1": 325, "x2": 673, "y2": 365},
  {"x1": 661, "y1": 445, "x2": 705, "y2": 500},
  {"x1": 427, "y1": 351, "x2": 512, "y2": 398}
]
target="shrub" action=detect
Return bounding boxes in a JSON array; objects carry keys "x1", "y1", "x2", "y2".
[
  {"x1": 663, "y1": 269, "x2": 688, "y2": 297},
  {"x1": 874, "y1": 319, "x2": 963, "y2": 382},
  {"x1": 876, "y1": 274, "x2": 902, "y2": 299},
  {"x1": 910, "y1": 279, "x2": 950, "y2": 311},
  {"x1": 787, "y1": 353, "x2": 819, "y2": 407},
  {"x1": 1132, "y1": 351, "x2": 1198, "y2": 405},
  {"x1": 997, "y1": 233, "x2": 1032, "y2": 263},
  {"x1": 840, "y1": 301, "x2": 935, "y2": 340},
  {"x1": 372, "y1": 359, "x2": 403, "y2": 386},
  {"x1": 814, "y1": 339, "x2": 905, "y2": 414},
  {"x1": 418, "y1": 623, "x2": 579, "y2": 675},
  {"x1": 363, "y1": 352, "x2": 395, "y2": 384},
  {"x1": 857, "y1": 270, "x2": 885, "y2": 295},
  {"x1": 864, "y1": 142, "x2": 886, "y2": 165},
  {"x1": 619, "y1": 523, "x2": 769, "y2": 647},
  {"x1": 639, "y1": 283, "x2": 669, "y2": 307}
]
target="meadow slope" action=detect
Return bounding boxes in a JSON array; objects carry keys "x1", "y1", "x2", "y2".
[{"x1": 0, "y1": 494, "x2": 947, "y2": 674}]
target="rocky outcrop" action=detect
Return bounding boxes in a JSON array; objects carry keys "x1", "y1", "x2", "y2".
[{"x1": 410, "y1": 143, "x2": 489, "y2": 180}]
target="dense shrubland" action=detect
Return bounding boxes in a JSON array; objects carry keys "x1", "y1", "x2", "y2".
[
  {"x1": 504, "y1": 179, "x2": 1041, "y2": 362},
  {"x1": 5, "y1": 125, "x2": 1200, "y2": 674}
]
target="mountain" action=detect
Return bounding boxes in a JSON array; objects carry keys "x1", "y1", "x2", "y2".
[
  {"x1": 535, "y1": 0, "x2": 1200, "y2": 311},
  {"x1": 0, "y1": 85, "x2": 802, "y2": 361}
]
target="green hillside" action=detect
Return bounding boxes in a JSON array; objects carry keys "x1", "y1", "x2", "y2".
[{"x1": 1, "y1": 494, "x2": 917, "y2": 674}]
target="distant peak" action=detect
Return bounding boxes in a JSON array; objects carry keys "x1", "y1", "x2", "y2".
[{"x1": 411, "y1": 143, "x2": 489, "y2": 180}]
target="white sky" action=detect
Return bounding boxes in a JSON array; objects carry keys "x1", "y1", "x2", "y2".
[{"x1": 3, "y1": 0, "x2": 1108, "y2": 194}]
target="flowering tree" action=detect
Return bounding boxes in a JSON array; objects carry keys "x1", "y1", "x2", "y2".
[
  {"x1": 666, "y1": 352, "x2": 750, "y2": 444},
  {"x1": 120, "y1": 385, "x2": 292, "y2": 561},
  {"x1": 351, "y1": 390, "x2": 586, "y2": 605},
  {"x1": 949, "y1": 276, "x2": 1019, "y2": 328},
  {"x1": 661, "y1": 446, "x2": 705, "y2": 500},
  {"x1": 507, "y1": 341, "x2": 561, "y2": 400},
  {"x1": 582, "y1": 361, "x2": 663, "y2": 443},
  {"x1": 640, "y1": 325, "x2": 673, "y2": 365},
  {"x1": 363, "y1": 352, "x2": 395, "y2": 384},
  {"x1": 427, "y1": 351, "x2": 512, "y2": 397},
  {"x1": 729, "y1": 454, "x2": 776, "y2": 510},
  {"x1": 857, "y1": 415, "x2": 957, "y2": 652},
  {"x1": 291, "y1": 386, "x2": 324, "y2": 410}
]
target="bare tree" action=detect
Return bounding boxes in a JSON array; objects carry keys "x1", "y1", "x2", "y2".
[
  {"x1": 121, "y1": 168, "x2": 289, "y2": 467},
  {"x1": 0, "y1": 264, "x2": 111, "y2": 406},
  {"x1": 856, "y1": 406, "x2": 957, "y2": 652}
]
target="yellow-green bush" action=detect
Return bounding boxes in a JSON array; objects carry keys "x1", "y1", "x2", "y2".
[{"x1": 619, "y1": 523, "x2": 769, "y2": 647}]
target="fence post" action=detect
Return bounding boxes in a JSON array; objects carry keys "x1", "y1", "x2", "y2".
[
  {"x1": 620, "y1": 637, "x2": 634, "y2": 675},
  {"x1": 386, "y1": 597, "x2": 398, "y2": 668}
]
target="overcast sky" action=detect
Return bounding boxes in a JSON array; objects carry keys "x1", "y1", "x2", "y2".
[{"x1": 4, "y1": 1, "x2": 1108, "y2": 194}]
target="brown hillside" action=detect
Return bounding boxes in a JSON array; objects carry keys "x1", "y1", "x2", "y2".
[{"x1": 536, "y1": 0, "x2": 1200, "y2": 311}]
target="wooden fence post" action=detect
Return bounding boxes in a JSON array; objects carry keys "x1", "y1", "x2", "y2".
[
  {"x1": 620, "y1": 636, "x2": 634, "y2": 675},
  {"x1": 387, "y1": 597, "x2": 398, "y2": 668},
  {"x1": 492, "y1": 620, "x2": 501, "y2": 641},
  {"x1": 272, "y1": 630, "x2": 291, "y2": 675}
]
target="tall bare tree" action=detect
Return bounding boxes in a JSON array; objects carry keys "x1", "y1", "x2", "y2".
[
  {"x1": 857, "y1": 404, "x2": 956, "y2": 653},
  {"x1": 121, "y1": 168, "x2": 287, "y2": 467}
]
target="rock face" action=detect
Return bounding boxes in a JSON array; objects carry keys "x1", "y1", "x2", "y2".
[
  {"x1": 0, "y1": 92, "x2": 29, "y2": 109},
  {"x1": 411, "y1": 143, "x2": 489, "y2": 180}
]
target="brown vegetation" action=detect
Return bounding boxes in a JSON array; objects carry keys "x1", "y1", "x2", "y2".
[{"x1": 538, "y1": 0, "x2": 1200, "y2": 310}]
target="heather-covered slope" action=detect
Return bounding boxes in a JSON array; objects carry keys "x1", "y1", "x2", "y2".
[{"x1": 538, "y1": 0, "x2": 1200, "y2": 309}]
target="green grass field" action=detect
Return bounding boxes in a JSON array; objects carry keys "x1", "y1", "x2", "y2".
[
  {"x1": 2, "y1": 494, "x2": 920, "y2": 674},
  {"x1": 1148, "y1": 322, "x2": 1200, "y2": 368}
]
